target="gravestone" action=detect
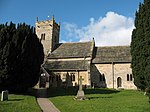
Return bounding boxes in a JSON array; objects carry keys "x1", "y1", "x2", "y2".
[
  {"x1": 1, "y1": 90, "x2": 8, "y2": 101},
  {"x1": 75, "y1": 76, "x2": 86, "y2": 100}
]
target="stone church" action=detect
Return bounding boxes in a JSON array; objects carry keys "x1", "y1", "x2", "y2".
[{"x1": 35, "y1": 16, "x2": 137, "y2": 89}]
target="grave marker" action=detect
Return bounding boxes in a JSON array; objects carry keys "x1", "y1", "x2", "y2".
[{"x1": 1, "y1": 90, "x2": 8, "y2": 101}]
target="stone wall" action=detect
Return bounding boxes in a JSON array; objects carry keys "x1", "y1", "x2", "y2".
[
  {"x1": 36, "y1": 20, "x2": 53, "y2": 55},
  {"x1": 91, "y1": 63, "x2": 137, "y2": 89},
  {"x1": 49, "y1": 71, "x2": 89, "y2": 88},
  {"x1": 35, "y1": 19, "x2": 60, "y2": 56}
]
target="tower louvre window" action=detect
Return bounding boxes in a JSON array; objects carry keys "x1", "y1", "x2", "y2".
[{"x1": 41, "y1": 33, "x2": 45, "y2": 40}]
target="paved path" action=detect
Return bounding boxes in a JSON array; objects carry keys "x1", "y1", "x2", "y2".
[{"x1": 36, "y1": 88, "x2": 60, "y2": 112}]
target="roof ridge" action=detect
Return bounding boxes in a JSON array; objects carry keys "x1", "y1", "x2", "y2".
[
  {"x1": 96, "y1": 46, "x2": 130, "y2": 48},
  {"x1": 60, "y1": 41, "x2": 92, "y2": 44}
]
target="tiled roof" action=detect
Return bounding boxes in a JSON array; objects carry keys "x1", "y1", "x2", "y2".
[
  {"x1": 44, "y1": 60, "x2": 90, "y2": 71},
  {"x1": 92, "y1": 46, "x2": 131, "y2": 63},
  {"x1": 48, "y1": 41, "x2": 93, "y2": 59}
]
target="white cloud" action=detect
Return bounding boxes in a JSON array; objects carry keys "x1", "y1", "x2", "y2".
[{"x1": 62, "y1": 11, "x2": 134, "y2": 46}]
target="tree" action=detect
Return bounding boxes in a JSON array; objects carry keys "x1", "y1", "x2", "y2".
[
  {"x1": 131, "y1": 0, "x2": 150, "y2": 90},
  {"x1": 0, "y1": 22, "x2": 44, "y2": 92}
]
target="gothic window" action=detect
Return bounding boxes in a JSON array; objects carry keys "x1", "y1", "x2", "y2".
[
  {"x1": 72, "y1": 75, "x2": 75, "y2": 81},
  {"x1": 71, "y1": 73, "x2": 75, "y2": 81}
]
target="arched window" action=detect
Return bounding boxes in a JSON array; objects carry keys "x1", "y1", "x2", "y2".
[
  {"x1": 73, "y1": 75, "x2": 75, "y2": 81},
  {"x1": 130, "y1": 74, "x2": 133, "y2": 81},
  {"x1": 117, "y1": 77, "x2": 122, "y2": 88},
  {"x1": 127, "y1": 74, "x2": 129, "y2": 81},
  {"x1": 71, "y1": 73, "x2": 75, "y2": 81}
]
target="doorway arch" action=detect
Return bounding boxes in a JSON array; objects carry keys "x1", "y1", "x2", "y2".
[{"x1": 117, "y1": 77, "x2": 122, "y2": 88}]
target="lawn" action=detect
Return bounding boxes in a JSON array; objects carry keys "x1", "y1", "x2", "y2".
[
  {"x1": 48, "y1": 87, "x2": 150, "y2": 112},
  {"x1": 0, "y1": 89, "x2": 41, "y2": 112}
]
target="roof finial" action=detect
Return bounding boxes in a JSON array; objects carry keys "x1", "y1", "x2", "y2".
[
  {"x1": 92, "y1": 37, "x2": 94, "y2": 41},
  {"x1": 36, "y1": 17, "x2": 38, "y2": 22},
  {"x1": 52, "y1": 15, "x2": 55, "y2": 21},
  {"x1": 92, "y1": 37, "x2": 95, "y2": 46}
]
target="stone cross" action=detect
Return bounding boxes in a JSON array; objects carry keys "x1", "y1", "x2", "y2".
[
  {"x1": 75, "y1": 76, "x2": 86, "y2": 100},
  {"x1": 1, "y1": 90, "x2": 8, "y2": 101},
  {"x1": 79, "y1": 76, "x2": 82, "y2": 91}
]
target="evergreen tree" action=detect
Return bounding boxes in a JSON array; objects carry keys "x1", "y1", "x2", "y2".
[
  {"x1": 131, "y1": 0, "x2": 150, "y2": 90},
  {"x1": 0, "y1": 22, "x2": 44, "y2": 92}
]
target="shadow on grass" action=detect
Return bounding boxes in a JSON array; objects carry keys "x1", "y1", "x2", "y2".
[
  {"x1": 47, "y1": 87, "x2": 120, "y2": 98},
  {"x1": 9, "y1": 88, "x2": 38, "y2": 97},
  {"x1": 0, "y1": 102, "x2": 12, "y2": 105},
  {"x1": 8, "y1": 99, "x2": 24, "y2": 101},
  {"x1": 88, "y1": 96, "x2": 113, "y2": 100},
  {"x1": 6, "y1": 87, "x2": 120, "y2": 99},
  {"x1": 85, "y1": 88, "x2": 119, "y2": 94}
]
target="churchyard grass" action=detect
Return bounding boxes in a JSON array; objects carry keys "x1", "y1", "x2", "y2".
[
  {"x1": 0, "y1": 90, "x2": 41, "y2": 112},
  {"x1": 48, "y1": 87, "x2": 150, "y2": 112}
]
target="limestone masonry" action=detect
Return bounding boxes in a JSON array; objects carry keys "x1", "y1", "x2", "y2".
[{"x1": 36, "y1": 16, "x2": 136, "y2": 89}]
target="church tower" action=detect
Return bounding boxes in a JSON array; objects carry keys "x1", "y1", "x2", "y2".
[{"x1": 35, "y1": 16, "x2": 60, "y2": 56}]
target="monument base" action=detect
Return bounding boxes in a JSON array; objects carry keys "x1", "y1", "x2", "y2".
[{"x1": 74, "y1": 90, "x2": 87, "y2": 100}]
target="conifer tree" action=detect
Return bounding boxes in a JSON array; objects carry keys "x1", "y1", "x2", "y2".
[
  {"x1": 131, "y1": 0, "x2": 150, "y2": 90},
  {"x1": 0, "y1": 22, "x2": 44, "y2": 92}
]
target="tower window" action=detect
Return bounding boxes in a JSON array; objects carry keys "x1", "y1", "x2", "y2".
[{"x1": 41, "y1": 33, "x2": 45, "y2": 40}]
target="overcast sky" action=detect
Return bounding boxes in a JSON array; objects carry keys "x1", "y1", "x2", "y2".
[{"x1": 0, "y1": 0, "x2": 143, "y2": 46}]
